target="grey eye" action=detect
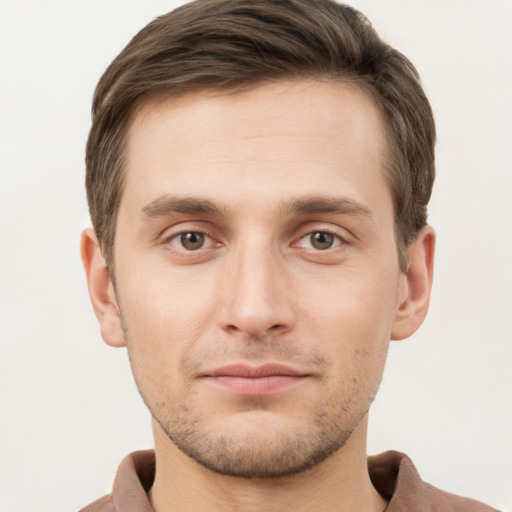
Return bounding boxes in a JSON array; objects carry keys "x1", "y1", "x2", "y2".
[
  {"x1": 309, "y1": 232, "x2": 335, "y2": 250},
  {"x1": 179, "y1": 232, "x2": 206, "y2": 250}
]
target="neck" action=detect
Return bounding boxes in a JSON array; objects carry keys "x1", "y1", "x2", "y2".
[{"x1": 148, "y1": 416, "x2": 387, "y2": 512}]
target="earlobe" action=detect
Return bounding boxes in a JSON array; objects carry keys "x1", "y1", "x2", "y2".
[
  {"x1": 391, "y1": 225, "x2": 435, "y2": 341},
  {"x1": 80, "y1": 228, "x2": 126, "y2": 348}
]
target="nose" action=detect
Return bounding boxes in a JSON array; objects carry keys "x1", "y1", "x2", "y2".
[{"x1": 217, "y1": 242, "x2": 296, "y2": 339}]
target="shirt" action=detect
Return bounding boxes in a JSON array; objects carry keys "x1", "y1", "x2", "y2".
[{"x1": 80, "y1": 450, "x2": 500, "y2": 511}]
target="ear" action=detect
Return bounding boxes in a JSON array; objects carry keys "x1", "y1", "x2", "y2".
[
  {"x1": 391, "y1": 225, "x2": 435, "y2": 340},
  {"x1": 80, "y1": 228, "x2": 126, "y2": 348}
]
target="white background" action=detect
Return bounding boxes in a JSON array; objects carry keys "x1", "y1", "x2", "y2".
[{"x1": 0, "y1": 1, "x2": 511, "y2": 511}]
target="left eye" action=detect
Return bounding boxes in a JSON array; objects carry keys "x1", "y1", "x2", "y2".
[
  {"x1": 298, "y1": 231, "x2": 342, "y2": 250},
  {"x1": 169, "y1": 232, "x2": 212, "y2": 251}
]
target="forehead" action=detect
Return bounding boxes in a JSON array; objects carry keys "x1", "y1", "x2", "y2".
[{"x1": 121, "y1": 80, "x2": 389, "y2": 216}]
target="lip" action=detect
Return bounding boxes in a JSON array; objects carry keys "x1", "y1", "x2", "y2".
[{"x1": 202, "y1": 363, "x2": 310, "y2": 396}]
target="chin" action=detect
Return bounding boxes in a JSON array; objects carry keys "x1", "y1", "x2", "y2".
[{"x1": 156, "y1": 408, "x2": 361, "y2": 479}]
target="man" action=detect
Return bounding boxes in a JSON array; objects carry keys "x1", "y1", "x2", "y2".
[{"x1": 80, "y1": 0, "x2": 498, "y2": 510}]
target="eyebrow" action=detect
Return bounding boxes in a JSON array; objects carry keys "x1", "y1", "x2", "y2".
[
  {"x1": 280, "y1": 196, "x2": 372, "y2": 217},
  {"x1": 141, "y1": 195, "x2": 225, "y2": 219},
  {"x1": 141, "y1": 194, "x2": 372, "y2": 220}
]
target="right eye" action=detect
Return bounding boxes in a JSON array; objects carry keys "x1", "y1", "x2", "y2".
[{"x1": 168, "y1": 231, "x2": 212, "y2": 251}]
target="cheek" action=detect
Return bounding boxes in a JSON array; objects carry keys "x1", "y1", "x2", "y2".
[
  {"x1": 116, "y1": 269, "x2": 220, "y2": 393},
  {"x1": 119, "y1": 263, "x2": 218, "y2": 337},
  {"x1": 295, "y1": 262, "x2": 398, "y2": 386},
  {"x1": 299, "y1": 264, "x2": 399, "y2": 340}
]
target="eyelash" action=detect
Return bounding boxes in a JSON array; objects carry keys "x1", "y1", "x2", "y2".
[
  {"x1": 295, "y1": 230, "x2": 345, "y2": 251},
  {"x1": 164, "y1": 230, "x2": 218, "y2": 251}
]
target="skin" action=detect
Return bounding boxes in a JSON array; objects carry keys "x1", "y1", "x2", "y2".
[{"x1": 82, "y1": 80, "x2": 435, "y2": 512}]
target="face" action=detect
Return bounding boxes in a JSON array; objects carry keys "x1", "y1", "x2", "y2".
[{"x1": 111, "y1": 81, "x2": 407, "y2": 477}]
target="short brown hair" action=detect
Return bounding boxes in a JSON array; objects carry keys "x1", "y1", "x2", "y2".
[{"x1": 86, "y1": 0, "x2": 435, "y2": 271}]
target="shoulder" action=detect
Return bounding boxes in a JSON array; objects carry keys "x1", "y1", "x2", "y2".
[
  {"x1": 79, "y1": 494, "x2": 113, "y2": 512},
  {"x1": 78, "y1": 450, "x2": 155, "y2": 512},
  {"x1": 368, "y1": 451, "x2": 500, "y2": 512}
]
